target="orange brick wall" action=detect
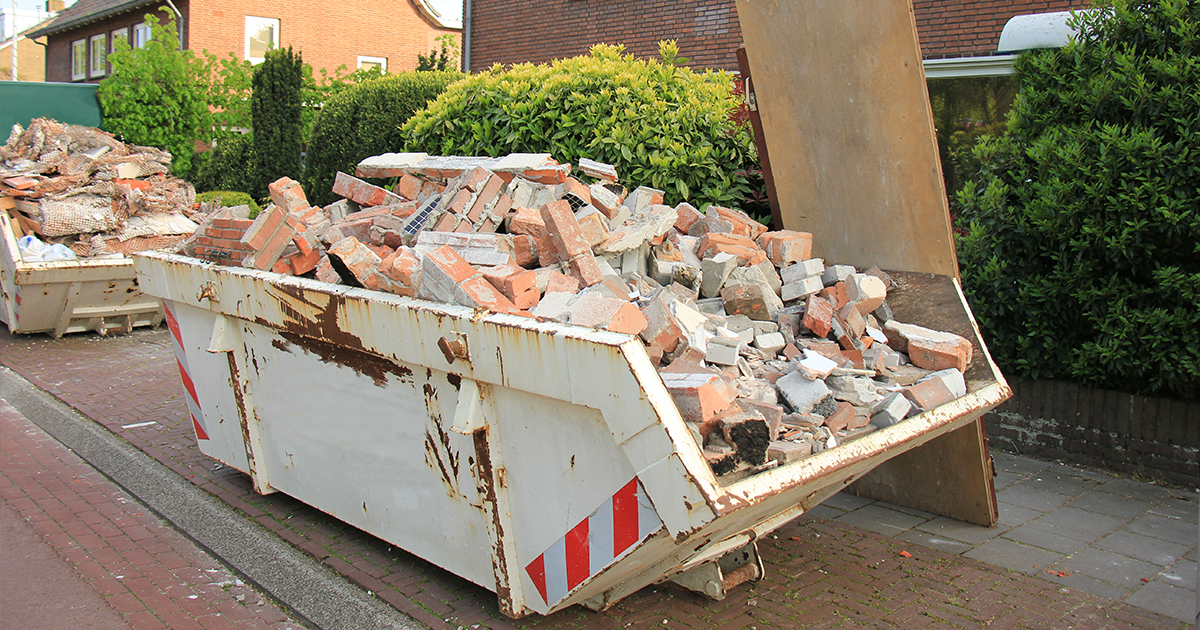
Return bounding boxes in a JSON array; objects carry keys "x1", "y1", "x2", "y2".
[
  {"x1": 188, "y1": 0, "x2": 457, "y2": 76},
  {"x1": 43, "y1": 0, "x2": 456, "y2": 83},
  {"x1": 468, "y1": 0, "x2": 1093, "y2": 71}
]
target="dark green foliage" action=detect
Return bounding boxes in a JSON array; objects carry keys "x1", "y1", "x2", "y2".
[
  {"x1": 402, "y1": 42, "x2": 757, "y2": 209},
  {"x1": 303, "y1": 71, "x2": 462, "y2": 206},
  {"x1": 955, "y1": 0, "x2": 1199, "y2": 399},
  {"x1": 193, "y1": 133, "x2": 257, "y2": 195},
  {"x1": 195, "y1": 190, "x2": 261, "y2": 217},
  {"x1": 251, "y1": 47, "x2": 303, "y2": 198}
]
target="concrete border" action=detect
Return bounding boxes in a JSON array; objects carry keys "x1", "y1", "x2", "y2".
[{"x1": 0, "y1": 366, "x2": 424, "y2": 630}]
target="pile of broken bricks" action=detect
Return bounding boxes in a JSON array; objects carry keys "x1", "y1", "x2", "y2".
[{"x1": 183, "y1": 152, "x2": 976, "y2": 480}]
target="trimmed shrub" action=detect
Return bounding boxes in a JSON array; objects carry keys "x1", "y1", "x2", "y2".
[
  {"x1": 402, "y1": 42, "x2": 757, "y2": 209},
  {"x1": 303, "y1": 70, "x2": 462, "y2": 206},
  {"x1": 954, "y1": 0, "x2": 1199, "y2": 399},
  {"x1": 252, "y1": 46, "x2": 303, "y2": 199},
  {"x1": 195, "y1": 190, "x2": 261, "y2": 217},
  {"x1": 193, "y1": 133, "x2": 256, "y2": 195}
]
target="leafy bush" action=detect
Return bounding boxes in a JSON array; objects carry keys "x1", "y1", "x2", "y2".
[
  {"x1": 195, "y1": 190, "x2": 261, "y2": 216},
  {"x1": 954, "y1": 0, "x2": 1199, "y2": 399},
  {"x1": 303, "y1": 70, "x2": 462, "y2": 206},
  {"x1": 98, "y1": 10, "x2": 210, "y2": 176},
  {"x1": 193, "y1": 133, "x2": 256, "y2": 195},
  {"x1": 251, "y1": 47, "x2": 303, "y2": 198},
  {"x1": 417, "y1": 34, "x2": 461, "y2": 71},
  {"x1": 402, "y1": 42, "x2": 757, "y2": 208}
]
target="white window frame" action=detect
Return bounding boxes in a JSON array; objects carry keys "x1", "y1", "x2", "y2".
[
  {"x1": 71, "y1": 39, "x2": 86, "y2": 81},
  {"x1": 111, "y1": 27, "x2": 129, "y2": 52},
  {"x1": 133, "y1": 22, "x2": 152, "y2": 49},
  {"x1": 357, "y1": 56, "x2": 387, "y2": 73},
  {"x1": 89, "y1": 33, "x2": 107, "y2": 77},
  {"x1": 244, "y1": 16, "x2": 279, "y2": 64}
]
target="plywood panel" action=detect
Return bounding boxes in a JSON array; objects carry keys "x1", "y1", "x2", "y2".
[{"x1": 734, "y1": 0, "x2": 959, "y2": 277}]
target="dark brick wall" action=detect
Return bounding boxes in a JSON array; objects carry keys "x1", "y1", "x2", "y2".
[
  {"x1": 469, "y1": 0, "x2": 1093, "y2": 71},
  {"x1": 985, "y1": 380, "x2": 1200, "y2": 487},
  {"x1": 44, "y1": 1, "x2": 187, "y2": 83}
]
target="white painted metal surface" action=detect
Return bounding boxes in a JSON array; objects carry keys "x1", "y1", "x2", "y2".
[
  {"x1": 998, "y1": 10, "x2": 1085, "y2": 53},
  {"x1": 0, "y1": 211, "x2": 164, "y2": 336},
  {"x1": 134, "y1": 251, "x2": 1010, "y2": 617}
]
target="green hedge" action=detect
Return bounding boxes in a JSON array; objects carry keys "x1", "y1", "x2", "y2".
[
  {"x1": 955, "y1": 0, "x2": 1199, "y2": 399},
  {"x1": 402, "y1": 42, "x2": 757, "y2": 208},
  {"x1": 303, "y1": 71, "x2": 462, "y2": 206},
  {"x1": 193, "y1": 133, "x2": 257, "y2": 196}
]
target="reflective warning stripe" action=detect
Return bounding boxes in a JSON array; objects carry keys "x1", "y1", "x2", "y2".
[
  {"x1": 526, "y1": 477, "x2": 661, "y2": 606},
  {"x1": 163, "y1": 303, "x2": 209, "y2": 440}
]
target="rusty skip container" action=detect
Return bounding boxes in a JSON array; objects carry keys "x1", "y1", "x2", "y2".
[
  {"x1": 134, "y1": 251, "x2": 1008, "y2": 617},
  {"x1": 0, "y1": 209, "x2": 164, "y2": 336},
  {"x1": 131, "y1": 0, "x2": 1011, "y2": 617}
]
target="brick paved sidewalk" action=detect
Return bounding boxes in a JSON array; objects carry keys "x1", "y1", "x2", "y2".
[
  {"x1": 0, "y1": 327, "x2": 1189, "y2": 630},
  {"x1": 1, "y1": 399, "x2": 303, "y2": 630}
]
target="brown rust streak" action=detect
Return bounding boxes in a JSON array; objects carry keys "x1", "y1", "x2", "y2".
[
  {"x1": 227, "y1": 350, "x2": 262, "y2": 491},
  {"x1": 474, "y1": 429, "x2": 513, "y2": 613},
  {"x1": 422, "y1": 383, "x2": 461, "y2": 497},
  {"x1": 279, "y1": 331, "x2": 412, "y2": 387}
]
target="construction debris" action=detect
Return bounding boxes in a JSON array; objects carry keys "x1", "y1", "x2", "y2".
[
  {"x1": 2, "y1": 119, "x2": 198, "y2": 260},
  {"x1": 185, "y1": 152, "x2": 977, "y2": 481}
]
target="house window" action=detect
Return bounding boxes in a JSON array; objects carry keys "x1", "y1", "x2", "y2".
[
  {"x1": 133, "y1": 22, "x2": 152, "y2": 48},
  {"x1": 111, "y1": 27, "x2": 129, "y2": 51},
  {"x1": 89, "y1": 33, "x2": 107, "y2": 77},
  {"x1": 357, "y1": 56, "x2": 387, "y2": 73},
  {"x1": 245, "y1": 16, "x2": 279, "y2": 63},
  {"x1": 71, "y1": 39, "x2": 86, "y2": 80}
]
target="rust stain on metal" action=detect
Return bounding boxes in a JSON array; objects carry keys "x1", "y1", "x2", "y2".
[
  {"x1": 474, "y1": 430, "x2": 513, "y2": 611},
  {"x1": 270, "y1": 338, "x2": 293, "y2": 354},
  {"x1": 423, "y1": 383, "x2": 462, "y2": 497},
  {"x1": 227, "y1": 351, "x2": 261, "y2": 489},
  {"x1": 279, "y1": 331, "x2": 412, "y2": 387},
  {"x1": 267, "y1": 283, "x2": 374, "y2": 355},
  {"x1": 447, "y1": 373, "x2": 461, "y2": 389}
]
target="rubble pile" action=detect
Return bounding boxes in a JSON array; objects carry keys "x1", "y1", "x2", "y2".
[
  {"x1": 1, "y1": 119, "x2": 198, "y2": 260},
  {"x1": 188, "y1": 152, "x2": 976, "y2": 481}
]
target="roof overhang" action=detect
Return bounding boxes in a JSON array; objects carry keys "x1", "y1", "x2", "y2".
[{"x1": 24, "y1": 0, "x2": 159, "y2": 39}]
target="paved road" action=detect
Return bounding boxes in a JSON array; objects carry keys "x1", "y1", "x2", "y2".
[{"x1": 1, "y1": 326, "x2": 1194, "y2": 629}]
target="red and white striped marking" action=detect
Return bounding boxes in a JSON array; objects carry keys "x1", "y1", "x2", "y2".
[
  {"x1": 163, "y1": 303, "x2": 209, "y2": 440},
  {"x1": 525, "y1": 477, "x2": 661, "y2": 606}
]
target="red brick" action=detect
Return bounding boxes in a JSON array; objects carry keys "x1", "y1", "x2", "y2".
[
  {"x1": 455, "y1": 277, "x2": 521, "y2": 314},
  {"x1": 545, "y1": 271, "x2": 580, "y2": 294},
  {"x1": 803, "y1": 294, "x2": 834, "y2": 338},
  {"x1": 540, "y1": 200, "x2": 591, "y2": 259},
  {"x1": 394, "y1": 173, "x2": 423, "y2": 200},
  {"x1": 757, "y1": 230, "x2": 814, "y2": 266},
  {"x1": 696, "y1": 232, "x2": 767, "y2": 266}
]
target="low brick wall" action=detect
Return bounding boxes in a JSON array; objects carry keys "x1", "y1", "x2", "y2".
[{"x1": 984, "y1": 380, "x2": 1199, "y2": 488}]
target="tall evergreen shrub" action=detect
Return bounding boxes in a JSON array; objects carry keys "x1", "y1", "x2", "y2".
[
  {"x1": 303, "y1": 71, "x2": 462, "y2": 206},
  {"x1": 955, "y1": 0, "x2": 1199, "y2": 399},
  {"x1": 251, "y1": 46, "x2": 303, "y2": 198}
]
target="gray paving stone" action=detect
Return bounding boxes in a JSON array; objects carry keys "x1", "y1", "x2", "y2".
[
  {"x1": 995, "y1": 484, "x2": 1073, "y2": 512},
  {"x1": 992, "y1": 470, "x2": 1023, "y2": 491},
  {"x1": 1123, "y1": 513, "x2": 1196, "y2": 546},
  {"x1": 1158, "y1": 559, "x2": 1196, "y2": 591},
  {"x1": 1150, "y1": 497, "x2": 1198, "y2": 524},
  {"x1": 834, "y1": 503, "x2": 927, "y2": 537},
  {"x1": 897, "y1": 530, "x2": 974, "y2": 555},
  {"x1": 798, "y1": 503, "x2": 845, "y2": 522},
  {"x1": 1059, "y1": 547, "x2": 1158, "y2": 588},
  {"x1": 1016, "y1": 473, "x2": 1099, "y2": 498},
  {"x1": 990, "y1": 451, "x2": 1051, "y2": 476},
  {"x1": 1093, "y1": 530, "x2": 1189, "y2": 566},
  {"x1": 915, "y1": 516, "x2": 1008, "y2": 545},
  {"x1": 1035, "y1": 506, "x2": 1128, "y2": 537},
  {"x1": 997, "y1": 501, "x2": 1044, "y2": 528},
  {"x1": 1066, "y1": 491, "x2": 1154, "y2": 520},
  {"x1": 964, "y1": 538, "x2": 1063, "y2": 576},
  {"x1": 1125, "y1": 581, "x2": 1196, "y2": 624},
  {"x1": 1002, "y1": 521, "x2": 1093, "y2": 555},
  {"x1": 880, "y1": 502, "x2": 936, "y2": 520},
  {"x1": 1053, "y1": 464, "x2": 1115, "y2": 483},
  {"x1": 1097, "y1": 477, "x2": 1175, "y2": 502},
  {"x1": 823, "y1": 491, "x2": 876, "y2": 512},
  {"x1": 1040, "y1": 570, "x2": 1131, "y2": 601}
]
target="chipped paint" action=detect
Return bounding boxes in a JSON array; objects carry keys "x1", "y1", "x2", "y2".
[{"x1": 280, "y1": 331, "x2": 412, "y2": 388}]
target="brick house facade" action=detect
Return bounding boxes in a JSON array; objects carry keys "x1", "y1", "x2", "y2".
[
  {"x1": 29, "y1": 0, "x2": 458, "y2": 84},
  {"x1": 466, "y1": 0, "x2": 1091, "y2": 72}
]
